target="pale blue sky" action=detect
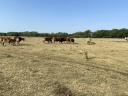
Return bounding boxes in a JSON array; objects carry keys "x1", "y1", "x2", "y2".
[{"x1": 0, "y1": 0, "x2": 128, "y2": 33}]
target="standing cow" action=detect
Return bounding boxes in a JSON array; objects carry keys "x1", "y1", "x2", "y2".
[
  {"x1": 53, "y1": 37, "x2": 67, "y2": 43},
  {"x1": 0, "y1": 37, "x2": 11, "y2": 46},
  {"x1": 14, "y1": 36, "x2": 25, "y2": 45},
  {"x1": 53, "y1": 37, "x2": 75, "y2": 43},
  {"x1": 43, "y1": 37, "x2": 53, "y2": 43},
  {"x1": 9, "y1": 36, "x2": 25, "y2": 46},
  {"x1": 53, "y1": 37, "x2": 60, "y2": 43}
]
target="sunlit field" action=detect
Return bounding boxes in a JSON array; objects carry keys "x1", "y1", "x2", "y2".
[{"x1": 0, "y1": 37, "x2": 128, "y2": 96}]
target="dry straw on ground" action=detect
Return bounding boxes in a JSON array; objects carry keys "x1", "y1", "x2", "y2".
[{"x1": 0, "y1": 37, "x2": 128, "y2": 96}]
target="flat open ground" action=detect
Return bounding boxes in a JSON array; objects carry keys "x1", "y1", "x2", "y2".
[{"x1": 0, "y1": 38, "x2": 128, "y2": 96}]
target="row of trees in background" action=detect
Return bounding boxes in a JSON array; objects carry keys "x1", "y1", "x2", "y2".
[
  {"x1": 0, "y1": 31, "x2": 69, "y2": 37},
  {"x1": 0, "y1": 28, "x2": 128, "y2": 38},
  {"x1": 73, "y1": 28, "x2": 128, "y2": 38}
]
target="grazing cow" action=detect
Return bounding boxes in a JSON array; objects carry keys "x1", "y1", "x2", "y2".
[
  {"x1": 53, "y1": 37, "x2": 75, "y2": 43},
  {"x1": 60, "y1": 37, "x2": 67, "y2": 43},
  {"x1": 8, "y1": 38, "x2": 16, "y2": 46},
  {"x1": 9, "y1": 36, "x2": 25, "y2": 46},
  {"x1": 53, "y1": 37, "x2": 61, "y2": 43},
  {"x1": 43, "y1": 37, "x2": 52, "y2": 43},
  {"x1": 66, "y1": 37, "x2": 71, "y2": 43},
  {"x1": 0, "y1": 37, "x2": 11, "y2": 46},
  {"x1": 53, "y1": 37, "x2": 67, "y2": 43},
  {"x1": 14, "y1": 36, "x2": 25, "y2": 45}
]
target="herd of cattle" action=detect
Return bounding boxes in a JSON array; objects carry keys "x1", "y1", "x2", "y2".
[
  {"x1": 0, "y1": 36, "x2": 75, "y2": 46},
  {"x1": 43, "y1": 37, "x2": 75, "y2": 43},
  {"x1": 1, "y1": 36, "x2": 128, "y2": 46},
  {"x1": 0, "y1": 36, "x2": 25, "y2": 46}
]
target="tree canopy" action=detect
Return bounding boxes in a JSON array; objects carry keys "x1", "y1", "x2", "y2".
[{"x1": 0, "y1": 28, "x2": 128, "y2": 38}]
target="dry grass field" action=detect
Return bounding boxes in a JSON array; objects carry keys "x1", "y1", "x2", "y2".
[{"x1": 0, "y1": 37, "x2": 128, "y2": 96}]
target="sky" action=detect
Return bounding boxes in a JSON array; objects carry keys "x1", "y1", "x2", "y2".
[{"x1": 0, "y1": 0, "x2": 128, "y2": 33}]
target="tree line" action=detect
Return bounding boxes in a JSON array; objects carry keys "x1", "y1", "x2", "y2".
[{"x1": 0, "y1": 28, "x2": 128, "y2": 38}]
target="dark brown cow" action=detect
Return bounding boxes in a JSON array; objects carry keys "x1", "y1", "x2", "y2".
[
  {"x1": 60, "y1": 37, "x2": 67, "y2": 43},
  {"x1": 53, "y1": 37, "x2": 67, "y2": 43},
  {"x1": 14, "y1": 36, "x2": 25, "y2": 45},
  {"x1": 53, "y1": 37, "x2": 58, "y2": 42},
  {"x1": 8, "y1": 36, "x2": 25, "y2": 46},
  {"x1": 53, "y1": 37, "x2": 75, "y2": 43},
  {"x1": 43, "y1": 37, "x2": 52, "y2": 43},
  {"x1": 53, "y1": 37, "x2": 61, "y2": 43},
  {"x1": 66, "y1": 37, "x2": 71, "y2": 43},
  {"x1": 8, "y1": 38, "x2": 16, "y2": 46},
  {"x1": 70, "y1": 38, "x2": 75, "y2": 43}
]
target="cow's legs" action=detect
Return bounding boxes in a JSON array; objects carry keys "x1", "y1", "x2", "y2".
[
  {"x1": 17, "y1": 41, "x2": 20, "y2": 46},
  {"x1": 2, "y1": 42, "x2": 4, "y2": 46}
]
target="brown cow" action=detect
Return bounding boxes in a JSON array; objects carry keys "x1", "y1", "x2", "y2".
[
  {"x1": 8, "y1": 36, "x2": 25, "y2": 46},
  {"x1": 8, "y1": 38, "x2": 16, "y2": 46},
  {"x1": 0, "y1": 37, "x2": 11, "y2": 46},
  {"x1": 60, "y1": 37, "x2": 67, "y2": 43},
  {"x1": 53, "y1": 37, "x2": 61, "y2": 43},
  {"x1": 66, "y1": 37, "x2": 71, "y2": 43},
  {"x1": 53, "y1": 37, "x2": 75, "y2": 43},
  {"x1": 53, "y1": 37, "x2": 67, "y2": 43},
  {"x1": 14, "y1": 36, "x2": 25, "y2": 45},
  {"x1": 43, "y1": 37, "x2": 52, "y2": 43}
]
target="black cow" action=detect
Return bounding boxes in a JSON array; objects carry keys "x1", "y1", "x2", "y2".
[{"x1": 70, "y1": 38, "x2": 75, "y2": 43}]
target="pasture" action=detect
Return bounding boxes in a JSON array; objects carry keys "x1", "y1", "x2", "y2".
[{"x1": 0, "y1": 37, "x2": 128, "y2": 96}]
